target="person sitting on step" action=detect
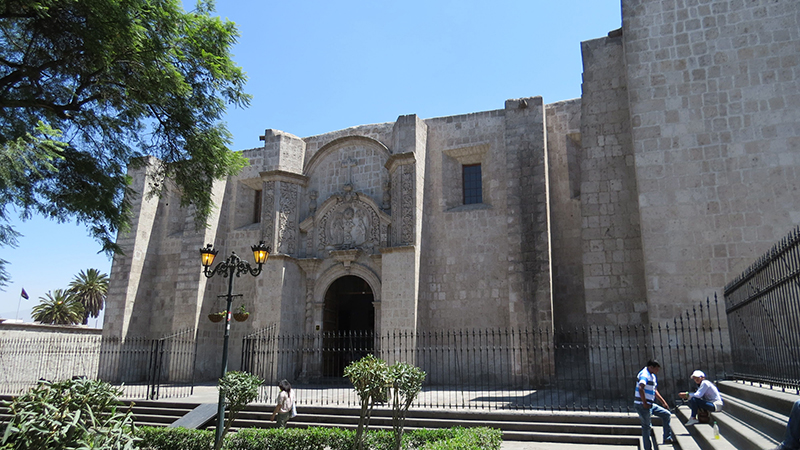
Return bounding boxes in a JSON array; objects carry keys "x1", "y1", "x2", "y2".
[{"x1": 679, "y1": 370, "x2": 723, "y2": 426}]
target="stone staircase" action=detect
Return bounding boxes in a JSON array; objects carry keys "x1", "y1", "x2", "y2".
[
  {"x1": 10, "y1": 385, "x2": 795, "y2": 449},
  {"x1": 674, "y1": 381, "x2": 799, "y2": 450},
  {"x1": 123, "y1": 401, "x2": 645, "y2": 447}
]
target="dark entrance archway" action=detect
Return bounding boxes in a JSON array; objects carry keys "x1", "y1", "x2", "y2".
[{"x1": 322, "y1": 276, "x2": 375, "y2": 376}]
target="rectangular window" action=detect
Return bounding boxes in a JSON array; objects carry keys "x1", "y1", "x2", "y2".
[
  {"x1": 462, "y1": 164, "x2": 482, "y2": 205},
  {"x1": 253, "y1": 189, "x2": 262, "y2": 223}
]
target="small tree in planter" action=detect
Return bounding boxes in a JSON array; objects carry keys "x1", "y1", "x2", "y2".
[
  {"x1": 344, "y1": 354, "x2": 390, "y2": 450},
  {"x1": 389, "y1": 362, "x2": 426, "y2": 450},
  {"x1": 215, "y1": 371, "x2": 263, "y2": 450}
]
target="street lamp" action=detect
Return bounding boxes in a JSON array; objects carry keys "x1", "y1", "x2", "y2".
[{"x1": 200, "y1": 241, "x2": 270, "y2": 448}]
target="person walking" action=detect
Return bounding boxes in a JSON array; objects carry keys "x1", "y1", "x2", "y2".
[
  {"x1": 769, "y1": 399, "x2": 800, "y2": 450},
  {"x1": 634, "y1": 359, "x2": 675, "y2": 448},
  {"x1": 270, "y1": 379, "x2": 296, "y2": 428},
  {"x1": 679, "y1": 370, "x2": 723, "y2": 426}
]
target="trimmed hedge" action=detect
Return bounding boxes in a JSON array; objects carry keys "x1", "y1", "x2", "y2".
[
  {"x1": 137, "y1": 427, "x2": 213, "y2": 450},
  {"x1": 136, "y1": 426, "x2": 501, "y2": 450}
]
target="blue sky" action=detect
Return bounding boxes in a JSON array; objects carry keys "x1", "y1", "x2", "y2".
[{"x1": 0, "y1": 0, "x2": 621, "y2": 324}]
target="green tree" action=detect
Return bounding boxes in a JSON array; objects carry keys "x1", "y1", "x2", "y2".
[
  {"x1": 344, "y1": 354, "x2": 391, "y2": 450},
  {"x1": 30, "y1": 289, "x2": 84, "y2": 325},
  {"x1": 0, "y1": 0, "x2": 251, "y2": 286},
  {"x1": 389, "y1": 362, "x2": 426, "y2": 450},
  {"x1": 68, "y1": 268, "x2": 109, "y2": 324},
  {"x1": 216, "y1": 371, "x2": 263, "y2": 450}
]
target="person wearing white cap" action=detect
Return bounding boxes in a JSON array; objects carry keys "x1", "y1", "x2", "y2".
[{"x1": 679, "y1": 370, "x2": 723, "y2": 426}]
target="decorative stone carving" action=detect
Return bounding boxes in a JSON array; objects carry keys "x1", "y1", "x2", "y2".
[
  {"x1": 401, "y1": 167, "x2": 414, "y2": 244},
  {"x1": 309, "y1": 190, "x2": 318, "y2": 215},
  {"x1": 277, "y1": 183, "x2": 298, "y2": 254},
  {"x1": 382, "y1": 180, "x2": 391, "y2": 211},
  {"x1": 262, "y1": 181, "x2": 274, "y2": 246},
  {"x1": 317, "y1": 186, "x2": 381, "y2": 253}
]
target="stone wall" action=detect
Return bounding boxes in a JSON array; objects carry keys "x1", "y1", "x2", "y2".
[
  {"x1": 0, "y1": 324, "x2": 103, "y2": 394},
  {"x1": 503, "y1": 97, "x2": 553, "y2": 331},
  {"x1": 579, "y1": 34, "x2": 648, "y2": 327},
  {"x1": 622, "y1": 0, "x2": 800, "y2": 321},
  {"x1": 417, "y1": 109, "x2": 510, "y2": 329},
  {"x1": 545, "y1": 99, "x2": 586, "y2": 331}
]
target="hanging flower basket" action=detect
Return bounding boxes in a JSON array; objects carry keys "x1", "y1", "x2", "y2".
[
  {"x1": 208, "y1": 312, "x2": 225, "y2": 323},
  {"x1": 233, "y1": 305, "x2": 250, "y2": 322}
]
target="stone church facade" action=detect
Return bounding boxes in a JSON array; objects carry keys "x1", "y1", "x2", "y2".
[{"x1": 104, "y1": 0, "x2": 800, "y2": 377}]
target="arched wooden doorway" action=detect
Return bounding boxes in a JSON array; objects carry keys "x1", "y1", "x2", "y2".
[{"x1": 322, "y1": 275, "x2": 375, "y2": 376}]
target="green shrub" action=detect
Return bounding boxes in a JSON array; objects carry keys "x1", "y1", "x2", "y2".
[
  {"x1": 1, "y1": 378, "x2": 138, "y2": 450},
  {"x1": 134, "y1": 425, "x2": 500, "y2": 450},
  {"x1": 226, "y1": 428, "x2": 330, "y2": 450},
  {"x1": 137, "y1": 426, "x2": 213, "y2": 450},
  {"x1": 418, "y1": 428, "x2": 502, "y2": 450}
]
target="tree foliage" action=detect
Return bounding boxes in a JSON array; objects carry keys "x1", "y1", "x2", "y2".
[
  {"x1": 389, "y1": 362, "x2": 426, "y2": 450},
  {"x1": 344, "y1": 356, "x2": 427, "y2": 450},
  {"x1": 0, "y1": 0, "x2": 251, "y2": 285},
  {"x1": 30, "y1": 289, "x2": 84, "y2": 325},
  {"x1": 344, "y1": 355, "x2": 391, "y2": 450},
  {"x1": 216, "y1": 370, "x2": 263, "y2": 449},
  {"x1": 68, "y1": 268, "x2": 109, "y2": 324},
  {"x1": 1, "y1": 377, "x2": 139, "y2": 450}
]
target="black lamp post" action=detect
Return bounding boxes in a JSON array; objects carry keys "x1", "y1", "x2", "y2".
[{"x1": 200, "y1": 241, "x2": 270, "y2": 448}]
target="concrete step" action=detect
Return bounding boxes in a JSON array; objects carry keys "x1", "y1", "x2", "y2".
[
  {"x1": 716, "y1": 381, "x2": 799, "y2": 414},
  {"x1": 675, "y1": 405, "x2": 762, "y2": 450},
  {"x1": 148, "y1": 401, "x2": 646, "y2": 446},
  {"x1": 722, "y1": 394, "x2": 787, "y2": 441},
  {"x1": 669, "y1": 414, "x2": 702, "y2": 450}
]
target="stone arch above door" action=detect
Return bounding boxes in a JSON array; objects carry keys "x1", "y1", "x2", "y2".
[{"x1": 312, "y1": 263, "x2": 382, "y2": 334}]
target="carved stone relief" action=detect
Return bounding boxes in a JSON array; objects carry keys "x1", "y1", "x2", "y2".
[
  {"x1": 261, "y1": 181, "x2": 274, "y2": 246},
  {"x1": 382, "y1": 180, "x2": 391, "y2": 211},
  {"x1": 277, "y1": 183, "x2": 298, "y2": 254},
  {"x1": 401, "y1": 167, "x2": 414, "y2": 244},
  {"x1": 317, "y1": 186, "x2": 381, "y2": 253}
]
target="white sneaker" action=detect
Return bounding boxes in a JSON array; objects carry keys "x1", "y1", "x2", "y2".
[{"x1": 685, "y1": 418, "x2": 699, "y2": 426}]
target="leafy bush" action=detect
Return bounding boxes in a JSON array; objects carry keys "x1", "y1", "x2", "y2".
[
  {"x1": 137, "y1": 426, "x2": 213, "y2": 450},
  {"x1": 418, "y1": 427, "x2": 502, "y2": 450},
  {"x1": 0, "y1": 378, "x2": 138, "y2": 450},
  {"x1": 135, "y1": 426, "x2": 499, "y2": 450}
]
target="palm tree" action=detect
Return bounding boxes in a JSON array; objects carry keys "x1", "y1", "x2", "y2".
[
  {"x1": 68, "y1": 268, "x2": 109, "y2": 325},
  {"x1": 31, "y1": 290, "x2": 85, "y2": 325}
]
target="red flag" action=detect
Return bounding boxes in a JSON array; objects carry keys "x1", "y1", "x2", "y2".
[{"x1": 20, "y1": 288, "x2": 29, "y2": 300}]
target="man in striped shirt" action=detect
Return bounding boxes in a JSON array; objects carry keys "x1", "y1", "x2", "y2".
[{"x1": 635, "y1": 359, "x2": 674, "y2": 448}]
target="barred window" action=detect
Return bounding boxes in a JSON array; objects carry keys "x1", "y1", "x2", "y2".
[{"x1": 462, "y1": 164, "x2": 482, "y2": 205}]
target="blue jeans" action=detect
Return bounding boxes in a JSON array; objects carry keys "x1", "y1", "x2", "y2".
[
  {"x1": 688, "y1": 396, "x2": 716, "y2": 418},
  {"x1": 781, "y1": 400, "x2": 800, "y2": 450},
  {"x1": 635, "y1": 403, "x2": 673, "y2": 450}
]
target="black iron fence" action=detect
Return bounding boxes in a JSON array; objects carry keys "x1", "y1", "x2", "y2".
[
  {"x1": 243, "y1": 297, "x2": 727, "y2": 412},
  {"x1": 725, "y1": 226, "x2": 800, "y2": 391},
  {"x1": 0, "y1": 329, "x2": 197, "y2": 400}
]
